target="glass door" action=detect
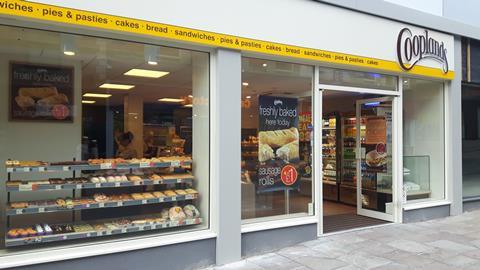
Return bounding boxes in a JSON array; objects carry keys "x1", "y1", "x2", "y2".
[{"x1": 356, "y1": 97, "x2": 395, "y2": 221}]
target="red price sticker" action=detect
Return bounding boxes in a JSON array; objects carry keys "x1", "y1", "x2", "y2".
[
  {"x1": 281, "y1": 165, "x2": 298, "y2": 186},
  {"x1": 51, "y1": 104, "x2": 70, "y2": 120}
]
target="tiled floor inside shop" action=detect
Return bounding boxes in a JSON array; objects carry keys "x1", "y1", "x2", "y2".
[{"x1": 204, "y1": 209, "x2": 480, "y2": 270}]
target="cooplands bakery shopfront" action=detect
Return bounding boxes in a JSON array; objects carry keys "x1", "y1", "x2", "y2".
[{"x1": 0, "y1": 1, "x2": 462, "y2": 269}]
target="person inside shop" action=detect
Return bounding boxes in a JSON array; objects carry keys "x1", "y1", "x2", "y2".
[{"x1": 115, "y1": 131, "x2": 138, "y2": 159}]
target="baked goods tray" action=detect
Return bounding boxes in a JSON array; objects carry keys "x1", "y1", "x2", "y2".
[
  {"x1": 6, "y1": 161, "x2": 192, "y2": 173},
  {"x1": 7, "y1": 194, "x2": 198, "y2": 216},
  {"x1": 5, "y1": 218, "x2": 202, "y2": 247},
  {"x1": 6, "y1": 176, "x2": 194, "y2": 192}
]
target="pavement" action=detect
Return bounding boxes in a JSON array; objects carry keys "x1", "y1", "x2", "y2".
[{"x1": 204, "y1": 210, "x2": 480, "y2": 270}]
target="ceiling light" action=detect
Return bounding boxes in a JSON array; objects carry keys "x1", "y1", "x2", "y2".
[
  {"x1": 246, "y1": 95, "x2": 251, "y2": 99},
  {"x1": 99, "y1": 83, "x2": 135, "y2": 90},
  {"x1": 158, "y1": 98, "x2": 184, "y2": 102},
  {"x1": 145, "y1": 45, "x2": 159, "y2": 65},
  {"x1": 83, "y1": 93, "x2": 112, "y2": 98},
  {"x1": 262, "y1": 63, "x2": 268, "y2": 67},
  {"x1": 82, "y1": 100, "x2": 96, "y2": 104},
  {"x1": 124, "y1": 69, "x2": 169, "y2": 78},
  {"x1": 183, "y1": 104, "x2": 193, "y2": 108},
  {"x1": 188, "y1": 95, "x2": 193, "y2": 98},
  {"x1": 61, "y1": 34, "x2": 76, "y2": 56},
  {"x1": 242, "y1": 82, "x2": 249, "y2": 86}
]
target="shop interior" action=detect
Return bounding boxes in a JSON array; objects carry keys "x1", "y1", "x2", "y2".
[
  {"x1": 0, "y1": 25, "x2": 209, "y2": 251},
  {"x1": 322, "y1": 90, "x2": 392, "y2": 233}
]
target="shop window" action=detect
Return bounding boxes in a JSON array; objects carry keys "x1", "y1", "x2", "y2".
[
  {"x1": 241, "y1": 57, "x2": 314, "y2": 222},
  {"x1": 0, "y1": 25, "x2": 209, "y2": 252},
  {"x1": 403, "y1": 78, "x2": 445, "y2": 202},
  {"x1": 318, "y1": 67, "x2": 397, "y2": 91}
]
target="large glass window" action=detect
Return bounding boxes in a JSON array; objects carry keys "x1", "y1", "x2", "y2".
[
  {"x1": 0, "y1": 25, "x2": 209, "y2": 253},
  {"x1": 403, "y1": 78, "x2": 445, "y2": 202},
  {"x1": 241, "y1": 57, "x2": 314, "y2": 222},
  {"x1": 318, "y1": 67, "x2": 398, "y2": 91}
]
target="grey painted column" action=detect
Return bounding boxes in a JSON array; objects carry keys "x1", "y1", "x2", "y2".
[
  {"x1": 214, "y1": 49, "x2": 242, "y2": 264},
  {"x1": 449, "y1": 36, "x2": 463, "y2": 215}
]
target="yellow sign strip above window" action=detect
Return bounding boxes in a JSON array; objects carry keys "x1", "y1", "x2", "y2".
[{"x1": 0, "y1": 0, "x2": 454, "y2": 80}]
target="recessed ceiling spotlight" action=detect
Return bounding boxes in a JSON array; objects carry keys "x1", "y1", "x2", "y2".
[
  {"x1": 188, "y1": 95, "x2": 193, "y2": 98},
  {"x1": 61, "y1": 34, "x2": 76, "y2": 56},
  {"x1": 242, "y1": 82, "x2": 249, "y2": 86},
  {"x1": 246, "y1": 95, "x2": 251, "y2": 99},
  {"x1": 262, "y1": 63, "x2": 268, "y2": 67}
]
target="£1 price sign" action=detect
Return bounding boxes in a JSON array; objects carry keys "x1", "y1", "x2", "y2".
[{"x1": 281, "y1": 164, "x2": 298, "y2": 186}]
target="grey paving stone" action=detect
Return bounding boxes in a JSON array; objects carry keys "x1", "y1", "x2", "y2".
[
  {"x1": 338, "y1": 251, "x2": 392, "y2": 270},
  {"x1": 386, "y1": 239, "x2": 437, "y2": 254},
  {"x1": 246, "y1": 253, "x2": 302, "y2": 270},
  {"x1": 292, "y1": 256, "x2": 348, "y2": 270},
  {"x1": 426, "y1": 240, "x2": 476, "y2": 253},
  {"x1": 444, "y1": 255, "x2": 479, "y2": 268},
  {"x1": 214, "y1": 261, "x2": 265, "y2": 270},
  {"x1": 370, "y1": 262, "x2": 410, "y2": 270}
]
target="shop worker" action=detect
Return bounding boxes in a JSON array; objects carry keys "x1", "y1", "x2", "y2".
[{"x1": 116, "y1": 131, "x2": 138, "y2": 159}]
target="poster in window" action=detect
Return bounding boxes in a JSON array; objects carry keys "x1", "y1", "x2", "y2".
[
  {"x1": 257, "y1": 95, "x2": 300, "y2": 192},
  {"x1": 10, "y1": 62, "x2": 74, "y2": 122},
  {"x1": 365, "y1": 116, "x2": 387, "y2": 172}
]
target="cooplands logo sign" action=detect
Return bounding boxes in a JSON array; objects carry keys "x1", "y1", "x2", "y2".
[{"x1": 397, "y1": 28, "x2": 448, "y2": 74}]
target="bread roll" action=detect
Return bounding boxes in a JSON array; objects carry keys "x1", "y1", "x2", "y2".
[
  {"x1": 15, "y1": 95, "x2": 35, "y2": 110},
  {"x1": 258, "y1": 127, "x2": 299, "y2": 148},
  {"x1": 37, "y1": 93, "x2": 68, "y2": 106},
  {"x1": 19, "y1": 87, "x2": 58, "y2": 99},
  {"x1": 276, "y1": 140, "x2": 299, "y2": 162}
]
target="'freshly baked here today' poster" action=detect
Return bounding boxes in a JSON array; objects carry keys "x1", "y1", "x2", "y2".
[
  {"x1": 10, "y1": 63, "x2": 74, "y2": 122},
  {"x1": 257, "y1": 95, "x2": 300, "y2": 192}
]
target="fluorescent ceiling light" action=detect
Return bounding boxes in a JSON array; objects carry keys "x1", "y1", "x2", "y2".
[
  {"x1": 188, "y1": 95, "x2": 193, "y2": 98},
  {"x1": 242, "y1": 82, "x2": 249, "y2": 86},
  {"x1": 99, "y1": 83, "x2": 135, "y2": 90},
  {"x1": 64, "y1": 51, "x2": 75, "y2": 56},
  {"x1": 246, "y1": 95, "x2": 252, "y2": 99},
  {"x1": 83, "y1": 93, "x2": 112, "y2": 98},
  {"x1": 147, "y1": 61, "x2": 158, "y2": 65},
  {"x1": 124, "y1": 69, "x2": 169, "y2": 78},
  {"x1": 183, "y1": 104, "x2": 193, "y2": 108},
  {"x1": 158, "y1": 98, "x2": 184, "y2": 103},
  {"x1": 82, "y1": 100, "x2": 96, "y2": 104},
  {"x1": 61, "y1": 34, "x2": 76, "y2": 57}
]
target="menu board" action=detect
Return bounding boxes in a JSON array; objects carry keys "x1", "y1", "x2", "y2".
[
  {"x1": 10, "y1": 62, "x2": 74, "y2": 122},
  {"x1": 257, "y1": 95, "x2": 300, "y2": 192}
]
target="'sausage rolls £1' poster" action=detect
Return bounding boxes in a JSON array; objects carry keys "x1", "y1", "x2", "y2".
[{"x1": 257, "y1": 95, "x2": 300, "y2": 192}]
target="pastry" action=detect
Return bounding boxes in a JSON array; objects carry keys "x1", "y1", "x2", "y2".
[
  {"x1": 258, "y1": 127, "x2": 299, "y2": 148},
  {"x1": 18, "y1": 229, "x2": 29, "y2": 238},
  {"x1": 6, "y1": 180, "x2": 21, "y2": 187},
  {"x1": 142, "y1": 193, "x2": 155, "y2": 199},
  {"x1": 10, "y1": 202, "x2": 28, "y2": 209},
  {"x1": 153, "y1": 191, "x2": 166, "y2": 198},
  {"x1": 183, "y1": 204, "x2": 200, "y2": 218},
  {"x1": 26, "y1": 227, "x2": 37, "y2": 236},
  {"x1": 149, "y1": 174, "x2": 162, "y2": 181},
  {"x1": 65, "y1": 199, "x2": 74, "y2": 208},
  {"x1": 18, "y1": 86, "x2": 58, "y2": 99},
  {"x1": 7, "y1": 229, "x2": 19, "y2": 238},
  {"x1": 98, "y1": 177, "x2": 107, "y2": 183},
  {"x1": 276, "y1": 140, "x2": 300, "y2": 162},
  {"x1": 163, "y1": 190, "x2": 177, "y2": 197},
  {"x1": 169, "y1": 206, "x2": 186, "y2": 221},
  {"x1": 93, "y1": 193, "x2": 109, "y2": 202},
  {"x1": 107, "y1": 176, "x2": 116, "y2": 183},
  {"x1": 114, "y1": 176, "x2": 122, "y2": 182},
  {"x1": 15, "y1": 95, "x2": 35, "y2": 110},
  {"x1": 90, "y1": 177, "x2": 100, "y2": 183},
  {"x1": 160, "y1": 209, "x2": 169, "y2": 219},
  {"x1": 37, "y1": 93, "x2": 69, "y2": 107},
  {"x1": 175, "y1": 189, "x2": 187, "y2": 195},
  {"x1": 56, "y1": 199, "x2": 66, "y2": 207},
  {"x1": 185, "y1": 188, "x2": 198, "y2": 194},
  {"x1": 258, "y1": 143, "x2": 275, "y2": 162},
  {"x1": 131, "y1": 193, "x2": 144, "y2": 200},
  {"x1": 120, "y1": 175, "x2": 129, "y2": 182},
  {"x1": 129, "y1": 175, "x2": 142, "y2": 182}
]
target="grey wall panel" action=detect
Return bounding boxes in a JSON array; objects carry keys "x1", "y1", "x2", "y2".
[
  {"x1": 8, "y1": 239, "x2": 215, "y2": 270},
  {"x1": 444, "y1": 0, "x2": 480, "y2": 29},
  {"x1": 403, "y1": 206, "x2": 450, "y2": 223},
  {"x1": 463, "y1": 200, "x2": 480, "y2": 212},
  {"x1": 241, "y1": 224, "x2": 317, "y2": 257}
]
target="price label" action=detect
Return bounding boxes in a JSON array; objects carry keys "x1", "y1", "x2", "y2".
[
  {"x1": 63, "y1": 235, "x2": 68, "y2": 240},
  {"x1": 63, "y1": 166, "x2": 70, "y2": 171},
  {"x1": 177, "y1": 179, "x2": 183, "y2": 183},
  {"x1": 38, "y1": 167, "x2": 45, "y2": 172},
  {"x1": 6, "y1": 168, "x2": 13, "y2": 173},
  {"x1": 16, "y1": 209, "x2": 22, "y2": 215},
  {"x1": 23, "y1": 167, "x2": 30, "y2": 172},
  {"x1": 86, "y1": 204, "x2": 90, "y2": 208},
  {"x1": 19, "y1": 184, "x2": 32, "y2": 191},
  {"x1": 55, "y1": 185, "x2": 62, "y2": 190},
  {"x1": 117, "y1": 201, "x2": 123, "y2": 206},
  {"x1": 95, "y1": 183, "x2": 101, "y2": 188},
  {"x1": 86, "y1": 233, "x2": 91, "y2": 237},
  {"x1": 171, "y1": 196, "x2": 177, "y2": 201},
  {"x1": 186, "y1": 195, "x2": 193, "y2": 200},
  {"x1": 38, "y1": 208, "x2": 45, "y2": 213},
  {"x1": 114, "y1": 182, "x2": 121, "y2": 187},
  {"x1": 100, "y1": 163, "x2": 113, "y2": 169},
  {"x1": 142, "y1": 200, "x2": 147, "y2": 204},
  {"x1": 171, "y1": 161, "x2": 180, "y2": 167},
  {"x1": 98, "y1": 203, "x2": 105, "y2": 207},
  {"x1": 139, "y1": 162, "x2": 151, "y2": 168},
  {"x1": 158, "y1": 197, "x2": 164, "y2": 202},
  {"x1": 76, "y1": 184, "x2": 83, "y2": 189}
]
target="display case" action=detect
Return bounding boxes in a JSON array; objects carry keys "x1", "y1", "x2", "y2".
[
  {"x1": 322, "y1": 114, "x2": 340, "y2": 201},
  {"x1": 4, "y1": 157, "x2": 201, "y2": 247},
  {"x1": 403, "y1": 155, "x2": 432, "y2": 200}
]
